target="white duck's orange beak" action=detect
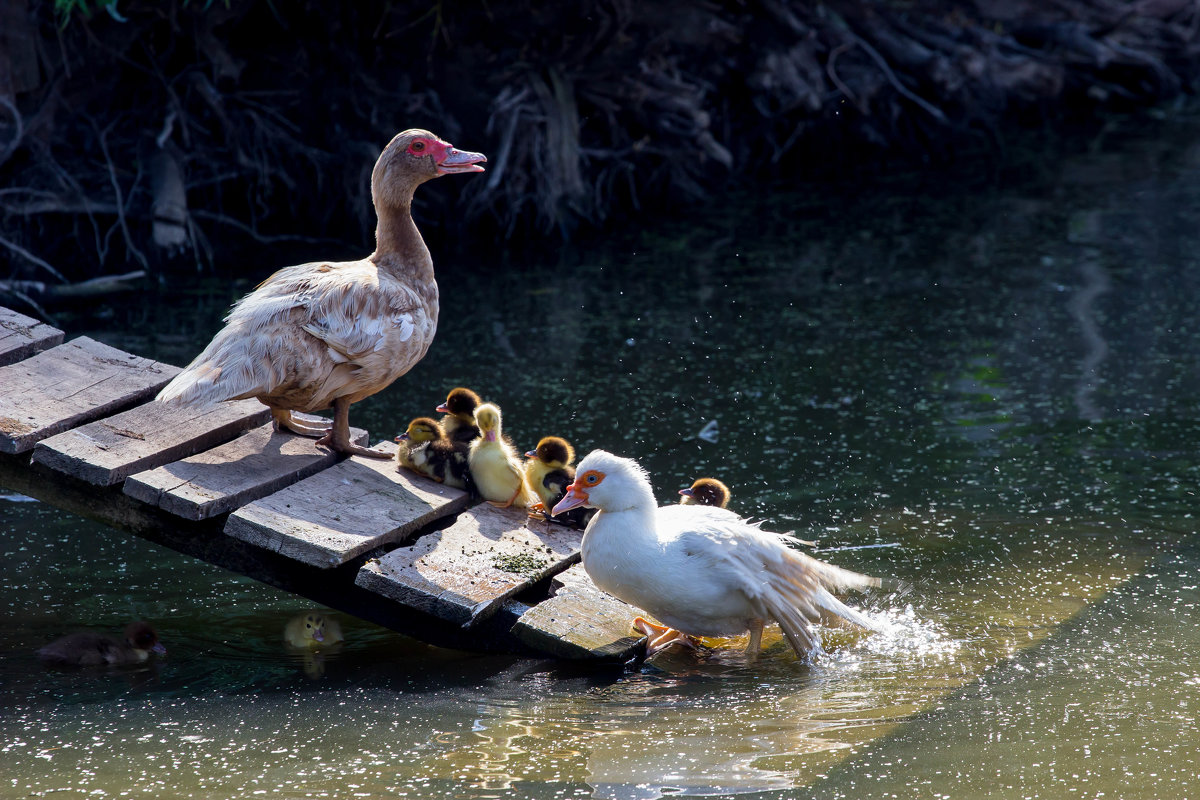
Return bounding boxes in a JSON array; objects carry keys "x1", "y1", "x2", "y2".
[{"x1": 551, "y1": 482, "x2": 589, "y2": 515}]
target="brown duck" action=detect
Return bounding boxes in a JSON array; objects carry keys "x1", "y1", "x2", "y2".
[{"x1": 156, "y1": 130, "x2": 486, "y2": 458}]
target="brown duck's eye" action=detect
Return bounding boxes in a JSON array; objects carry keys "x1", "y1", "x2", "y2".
[{"x1": 412, "y1": 140, "x2": 425, "y2": 152}]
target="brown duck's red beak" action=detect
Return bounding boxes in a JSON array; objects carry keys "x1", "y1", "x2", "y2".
[{"x1": 437, "y1": 147, "x2": 486, "y2": 176}]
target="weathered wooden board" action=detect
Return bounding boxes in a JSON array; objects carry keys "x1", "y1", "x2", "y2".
[
  {"x1": 124, "y1": 418, "x2": 366, "y2": 520},
  {"x1": 0, "y1": 307, "x2": 63, "y2": 366},
  {"x1": 224, "y1": 440, "x2": 470, "y2": 568},
  {"x1": 510, "y1": 563, "x2": 646, "y2": 660},
  {"x1": 355, "y1": 504, "x2": 583, "y2": 627},
  {"x1": 0, "y1": 337, "x2": 179, "y2": 454},
  {"x1": 32, "y1": 398, "x2": 270, "y2": 486}
]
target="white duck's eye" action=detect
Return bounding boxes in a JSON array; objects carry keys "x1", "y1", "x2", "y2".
[{"x1": 582, "y1": 471, "x2": 602, "y2": 485}]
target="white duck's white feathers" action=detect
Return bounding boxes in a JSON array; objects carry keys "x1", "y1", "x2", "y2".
[
  {"x1": 574, "y1": 450, "x2": 883, "y2": 657},
  {"x1": 156, "y1": 259, "x2": 436, "y2": 412}
]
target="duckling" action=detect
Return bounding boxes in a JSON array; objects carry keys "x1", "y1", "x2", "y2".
[
  {"x1": 525, "y1": 436, "x2": 593, "y2": 528},
  {"x1": 394, "y1": 416, "x2": 473, "y2": 490},
  {"x1": 678, "y1": 477, "x2": 816, "y2": 546},
  {"x1": 679, "y1": 477, "x2": 731, "y2": 508},
  {"x1": 37, "y1": 621, "x2": 166, "y2": 667},
  {"x1": 468, "y1": 402, "x2": 532, "y2": 508},
  {"x1": 436, "y1": 387, "x2": 482, "y2": 446},
  {"x1": 284, "y1": 612, "x2": 344, "y2": 649}
]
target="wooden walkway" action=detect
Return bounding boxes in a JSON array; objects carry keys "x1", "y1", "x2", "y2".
[{"x1": 0, "y1": 306, "x2": 645, "y2": 659}]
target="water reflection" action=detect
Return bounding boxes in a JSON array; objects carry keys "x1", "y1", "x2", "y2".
[{"x1": 5, "y1": 115, "x2": 1200, "y2": 797}]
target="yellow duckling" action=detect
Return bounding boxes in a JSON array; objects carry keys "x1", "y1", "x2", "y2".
[
  {"x1": 284, "y1": 612, "x2": 344, "y2": 649},
  {"x1": 525, "y1": 436, "x2": 592, "y2": 528},
  {"x1": 395, "y1": 416, "x2": 473, "y2": 490},
  {"x1": 678, "y1": 477, "x2": 731, "y2": 508},
  {"x1": 468, "y1": 403, "x2": 532, "y2": 508},
  {"x1": 436, "y1": 387, "x2": 482, "y2": 446}
]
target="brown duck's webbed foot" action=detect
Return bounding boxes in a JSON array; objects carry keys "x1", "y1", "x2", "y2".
[
  {"x1": 315, "y1": 397, "x2": 391, "y2": 459},
  {"x1": 633, "y1": 616, "x2": 701, "y2": 655},
  {"x1": 272, "y1": 409, "x2": 332, "y2": 438}
]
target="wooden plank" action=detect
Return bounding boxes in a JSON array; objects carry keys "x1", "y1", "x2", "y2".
[
  {"x1": 32, "y1": 399, "x2": 271, "y2": 486},
  {"x1": 223, "y1": 441, "x2": 470, "y2": 568},
  {"x1": 0, "y1": 307, "x2": 63, "y2": 366},
  {"x1": 124, "y1": 418, "x2": 367, "y2": 521},
  {"x1": 355, "y1": 504, "x2": 583, "y2": 628},
  {"x1": 510, "y1": 563, "x2": 646, "y2": 660},
  {"x1": 0, "y1": 337, "x2": 179, "y2": 454}
]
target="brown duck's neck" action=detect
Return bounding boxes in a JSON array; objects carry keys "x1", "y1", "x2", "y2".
[{"x1": 372, "y1": 199, "x2": 434, "y2": 281}]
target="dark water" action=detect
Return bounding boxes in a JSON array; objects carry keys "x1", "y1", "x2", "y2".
[{"x1": 4, "y1": 116, "x2": 1200, "y2": 798}]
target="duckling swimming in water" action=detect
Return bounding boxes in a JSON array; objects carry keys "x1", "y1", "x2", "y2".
[
  {"x1": 468, "y1": 402, "x2": 532, "y2": 508},
  {"x1": 678, "y1": 477, "x2": 731, "y2": 508},
  {"x1": 37, "y1": 621, "x2": 166, "y2": 667},
  {"x1": 395, "y1": 416, "x2": 473, "y2": 490},
  {"x1": 284, "y1": 612, "x2": 345, "y2": 649}
]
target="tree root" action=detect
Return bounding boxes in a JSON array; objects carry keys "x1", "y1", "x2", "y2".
[{"x1": 1, "y1": 0, "x2": 1198, "y2": 276}]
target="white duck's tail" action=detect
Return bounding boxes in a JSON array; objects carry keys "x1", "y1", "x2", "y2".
[{"x1": 758, "y1": 550, "x2": 887, "y2": 660}]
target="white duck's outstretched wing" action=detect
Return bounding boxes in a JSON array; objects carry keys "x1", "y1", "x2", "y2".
[
  {"x1": 661, "y1": 505, "x2": 885, "y2": 657},
  {"x1": 157, "y1": 260, "x2": 431, "y2": 407}
]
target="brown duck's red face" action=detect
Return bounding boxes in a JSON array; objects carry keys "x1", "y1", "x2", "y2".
[
  {"x1": 373, "y1": 130, "x2": 485, "y2": 206},
  {"x1": 402, "y1": 131, "x2": 486, "y2": 176}
]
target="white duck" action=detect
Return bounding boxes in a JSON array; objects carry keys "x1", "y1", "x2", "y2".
[
  {"x1": 552, "y1": 450, "x2": 884, "y2": 659},
  {"x1": 155, "y1": 129, "x2": 485, "y2": 458}
]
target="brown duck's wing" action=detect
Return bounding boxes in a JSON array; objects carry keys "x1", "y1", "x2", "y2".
[{"x1": 158, "y1": 261, "x2": 433, "y2": 406}]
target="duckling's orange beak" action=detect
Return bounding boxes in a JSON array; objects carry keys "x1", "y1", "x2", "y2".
[{"x1": 551, "y1": 482, "x2": 589, "y2": 515}]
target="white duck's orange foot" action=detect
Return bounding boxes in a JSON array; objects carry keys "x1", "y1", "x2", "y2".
[
  {"x1": 272, "y1": 409, "x2": 332, "y2": 438},
  {"x1": 632, "y1": 617, "x2": 701, "y2": 655}
]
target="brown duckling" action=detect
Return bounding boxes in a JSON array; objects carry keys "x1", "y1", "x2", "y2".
[
  {"x1": 679, "y1": 477, "x2": 816, "y2": 546},
  {"x1": 37, "y1": 621, "x2": 166, "y2": 667},
  {"x1": 436, "y1": 387, "x2": 482, "y2": 446},
  {"x1": 395, "y1": 416, "x2": 473, "y2": 490},
  {"x1": 678, "y1": 477, "x2": 731, "y2": 508},
  {"x1": 468, "y1": 402, "x2": 532, "y2": 507},
  {"x1": 525, "y1": 436, "x2": 593, "y2": 529}
]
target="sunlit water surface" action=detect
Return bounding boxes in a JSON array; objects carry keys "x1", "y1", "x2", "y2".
[{"x1": 4, "y1": 117, "x2": 1200, "y2": 798}]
